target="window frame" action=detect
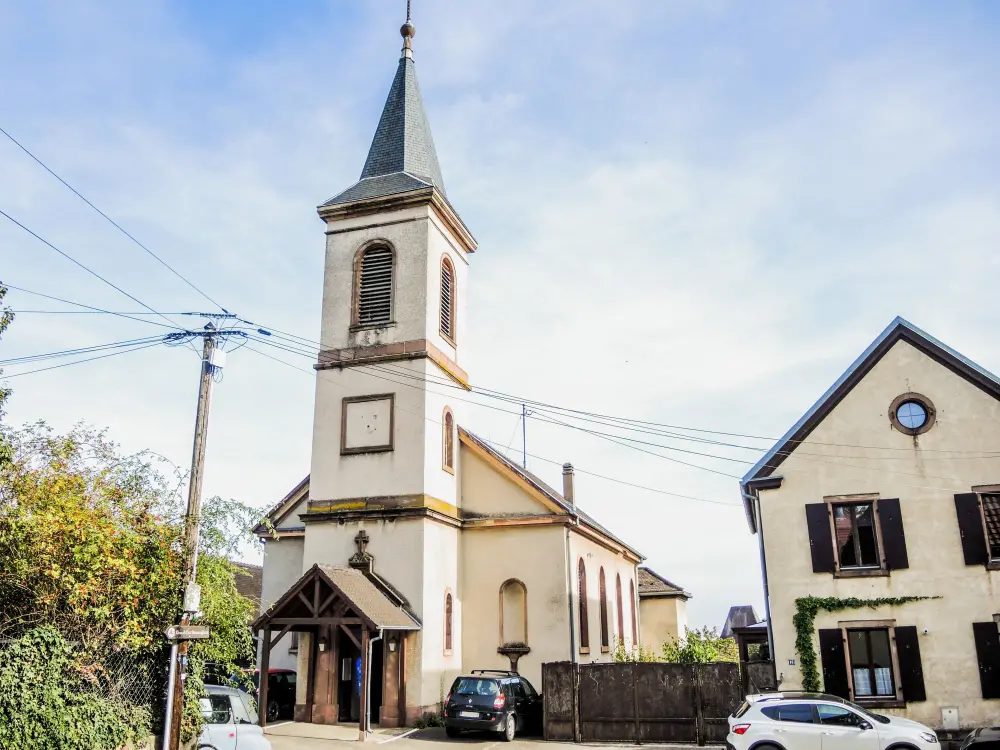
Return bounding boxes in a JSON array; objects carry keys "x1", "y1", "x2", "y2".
[
  {"x1": 615, "y1": 573, "x2": 625, "y2": 646},
  {"x1": 826, "y1": 495, "x2": 887, "y2": 577},
  {"x1": 442, "y1": 407, "x2": 455, "y2": 474},
  {"x1": 888, "y1": 392, "x2": 936, "y2": 436},
  {"x1": 629, "y1": 579, "x2": 638, "y2": 645},
  {"x1": 439, "y1": 255, "x2": 457, "y2": 345},
  {"x1": 351, "y1": 242, "x2": 396, "y2": 330},
  {"x1": 340, "y1": 393, "x2": 396, "y2": 455},
  {"x1": 578, "y1": 559, "x2": 590, "y2": 654},
  {"x1": 840, "y1": 620, "x2": 905, "y2": 708},
  {"x1": 977, "y1": 490, "x2": 1000, "y2": 566},
  {"x1": 444, "y1": 590, "x2": 454, "y2": 655}
]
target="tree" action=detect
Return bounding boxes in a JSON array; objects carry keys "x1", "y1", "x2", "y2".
[
  {"x1": 0, "y1": 285, "x2": 14, "y2": 464},
  {"x1": 660, "y1": 627, "x2": 739, "y2": 664},
  {"x1": 0, "y1": 421, "x2": 260, "y2": 748}
]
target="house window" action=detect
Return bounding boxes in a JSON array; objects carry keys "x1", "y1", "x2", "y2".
[
  {"x1": 353, "y1": 245, "x2": 394, "y2": 327},
  {"x1": 499, "y1": 579, "x2": 527, "y2": 647},
  {"x1": 983, "y1": 494, "x2": 1000, "y2": 560},
  {"x1": 578, "y1": 559, "x2": 589, "y2": 653},
  {"x1": 599, "y1": 567, "x2": 610, "y2": 652},
  {"x1": 444, "y1": 592, "x2": 453, "y2": 654},
  {"x1": 439, "y1": 256, "x2": 456, "y2": 343},
  {"x1": 888, "y1": 392, "x2": 935, "y2": 436},
  {"x1": 833, "y1": 503, "x2": 880, "y2": 569},
  {"x1": 629, "y1": 579, "x2": 638, "y2": 645},
  {"x1": 847, "y1": 629, "x2": 895, "y2": 698},
  {"x1": 442, "y1": 408, "x2": 455, "y2": 473},
  {"x1": 615, "y1": 574, "x2": 624, "y2": 644}
]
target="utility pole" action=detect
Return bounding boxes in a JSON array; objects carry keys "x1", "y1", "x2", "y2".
[{"x1": 163, "y1": 323, "x2": 222, "y2": 750}]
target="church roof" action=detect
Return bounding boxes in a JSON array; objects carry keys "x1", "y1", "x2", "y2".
[
  {"x1": 637, "y1": 566, "x2": 691, "y2": 600},
  {"x1": 721, "y1": 605, "x2": 760, "y2": 638},
  {"x1": 323, "y1": 45, "x2": 445, "y2": 208}
]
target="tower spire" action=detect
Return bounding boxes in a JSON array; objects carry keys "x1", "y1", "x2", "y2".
[{"x1": 401, "y1": 0, "x2": 415, "y2": 59}]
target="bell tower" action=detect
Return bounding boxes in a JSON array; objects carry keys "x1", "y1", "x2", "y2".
[{"x1": 302, "y1": 7, "x2": 476, "y2": 722}]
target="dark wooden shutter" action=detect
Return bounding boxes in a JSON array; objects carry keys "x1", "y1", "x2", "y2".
[
  {"x1": 973, "y1": 622, "x2": 1000, "y2": 699},
  {"x1": 818, "y1": 629, "x2": 849, "y2": 698},
  {"x1": 955, "y1": 493, "x2": 988, "y2": 566},
  {"x1": 877, "y1": 498, "x2": 909, "y2": 570},
  {"x1": 357, "y1": 246, "x2": 393, "y2": 325},
  {"x1": 894, "y1": 626, "x2": 926, "y2": 702},
  {"x1": 806, "y1": 503, "x2": 836, "y2": 574}
]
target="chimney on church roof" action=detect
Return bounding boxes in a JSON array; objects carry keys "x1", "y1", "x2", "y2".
[{"x1": 562, "y1": 463, "x2": 575, "y2": 507}]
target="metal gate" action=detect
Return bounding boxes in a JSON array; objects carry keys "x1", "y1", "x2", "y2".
[{"x1": 543, "y1": 661, "x2": 742, "y2": 745}]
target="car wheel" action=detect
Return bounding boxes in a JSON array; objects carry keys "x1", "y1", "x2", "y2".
[
  {"x1": 266, "y1": 699, "x2": 280, "y2": 723},
  {"x1": 446, "y1": 727, "x2": 461, "y2": 738},
  {"x1": 502, "y1": 715, "x2": 516, "y2": 742}
]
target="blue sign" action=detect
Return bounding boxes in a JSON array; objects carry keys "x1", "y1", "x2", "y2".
[{"x1": 355, "y1": 657, "x2": 362, "y2": 692}]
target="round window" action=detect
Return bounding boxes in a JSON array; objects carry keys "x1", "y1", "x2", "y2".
[
  {"x1": 888, "y1": 393, "x2": 935, "y2": 435},
  {"x1": 895, "y1": 400, "x2": 927, "y2": 430}
]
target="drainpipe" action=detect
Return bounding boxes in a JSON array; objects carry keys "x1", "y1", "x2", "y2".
[
  {"x1": 365, "y1": 630, "x2": 383, "y2": 737},
  {"x1": 563, "y1": 464, "x2": 578, "y2": 664},
  {"x1": 746, "y1": 491, "x2": 775, "y2": 660}
]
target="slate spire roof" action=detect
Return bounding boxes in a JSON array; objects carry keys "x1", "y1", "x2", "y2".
[{"x1": 323, "y1": 19, "x2": 446, "y2": 207}]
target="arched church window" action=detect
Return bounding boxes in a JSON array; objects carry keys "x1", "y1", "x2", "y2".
[
  {"x1": 439, "y1": 256, "x2": 456, "y2": 342},
  {"x1": 599, "y1": 567, "x2": 609, "y2": 652},
  {"x1": 630, "y1": 579, "x2": 638, "y2": 645},
  {"x1": 578, "y1": 559, "x2": 590, "y2": 653},
  {"x1": 444, "y1": 591, "x2": 453, "y2": 654},
  {"x1": 499, "y1": 579, "x2": 527, "y2": 647},
  {"x1": 616, "y1": 573, "x2": 624, "y2": 645},
  {"x1": 442, "y1": 408, "x2": 455, "y2": 473},
  {"x1": 354, "y1": 244, "x2": 394, "y2": 326}
]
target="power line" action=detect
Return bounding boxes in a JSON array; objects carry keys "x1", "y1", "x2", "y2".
[
  {"x1": 241, "y1": 343, "x2": 742, "y2": 508},
  {"x1": 2, "y1": 341, "x2": 162, "y2": 379},
  {"x1": 0, "y1": 335, "x2": 165, "y2": 367},
  {"x1": 0, "y1": 283, "x2": 182, "y2": 331},
  {"x1": 0, "y1": 125, "x2": 226, "y2": 312}
]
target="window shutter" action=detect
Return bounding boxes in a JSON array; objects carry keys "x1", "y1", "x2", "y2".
[
  {"x1": 894, "y1": 626, "x2": 926, "y2": 702},
  {"x1": 357, "y1": 247, "x2": 393, "y2": 325},
  {"x1": 973, "y1": 622, "x2": 1000, "y2": 699},
  {"x1": 818, "y1": 629, "x2": 849, "y2": 698},
  {"x1": 877, "y1": 498, "x2": 909, "y2": 570},
  {"x1": 955, "y1": 493, "x2": 988, "y2": 566},
  {"x1": 806, "y1": 503, "x2": 836, "y2": 574},
  {"x1": 440, "y1": 260, "x2": 454, "y2": 339}
]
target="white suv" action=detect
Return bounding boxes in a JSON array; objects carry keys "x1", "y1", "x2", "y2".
[{"x1": 727, "y1": 693, "x2": 939, "y2": 750}]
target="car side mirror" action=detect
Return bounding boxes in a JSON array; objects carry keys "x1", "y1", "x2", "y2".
[{"x1": 859, "y1": 721, "x2": 873, "y2": 731}]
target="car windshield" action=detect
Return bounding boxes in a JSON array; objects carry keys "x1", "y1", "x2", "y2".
[{"x1": 453, "y1": 678, "x2": 500, "y2": 696}]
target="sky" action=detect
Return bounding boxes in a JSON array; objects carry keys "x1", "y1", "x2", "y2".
[{"x1": 1, "y1": 0, "x2": 999, "y2": 631}]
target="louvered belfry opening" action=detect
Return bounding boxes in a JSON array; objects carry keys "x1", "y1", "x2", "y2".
[
  {"x1": 356, "y1": 246, "x2": 394, "y2": 326},
  {"x1": 440, "y1": 257, "x2": 455, "y2": 340}
]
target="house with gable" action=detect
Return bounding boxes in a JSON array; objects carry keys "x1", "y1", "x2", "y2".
[{"x1": 742, "y1": 317, "x2": 1000, "y2": 735}]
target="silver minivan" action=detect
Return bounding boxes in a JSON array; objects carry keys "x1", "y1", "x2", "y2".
[{"x1": 198, "y1": 685, "x2": 273, "y2": 750}]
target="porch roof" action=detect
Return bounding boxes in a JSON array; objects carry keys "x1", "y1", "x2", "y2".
[{"x1": 253, "y1": 563, "x2": 420, "y2": 632}]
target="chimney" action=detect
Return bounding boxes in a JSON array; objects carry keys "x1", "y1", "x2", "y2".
[{"x1": 562, "y1": 463, "x2": 575, "y2": 506}]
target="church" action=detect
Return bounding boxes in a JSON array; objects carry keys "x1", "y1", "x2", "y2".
[{"x1": 252, "y1": 12, "x2": 688, "y2": 733}]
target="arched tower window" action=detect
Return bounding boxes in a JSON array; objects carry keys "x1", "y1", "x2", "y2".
[
  {"x1": 599, "y1": 567, "x2": 609, "y2": 652},
  {"x1": 578, "y1": 558, "x2": 589, "y2": 653},
  {"x1": 439, "y1": 256, "x2": 457, "y2": 342},
  {"x1": 353, "y1": 244, "x2": 394, "y2": 326},
  {"x1": 442, "y1": 408, "x2": 455, "y2": 473},
  {"x1": 630, "y1": 579, "x2": 638, "y2": 645},
  {"x1": 499, "y1": 579, "x2": 527, "y2": 647},
  {"x1": 444, "y1": 591, "x2": 454, "y2": 654},
  {"x1": 616, "y1": 573, "x2": 624, "y2": 645}
]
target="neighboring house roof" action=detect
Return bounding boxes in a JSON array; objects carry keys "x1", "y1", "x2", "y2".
[
  {"x1": 740, "y1": 317, "x2": 1000, "y2": 532},
  {"x1": 323, "y1": 49, "x2": 444, "y2": 207},
  {"x1": 637, "y1": 566, "x2": 691, "y2": 600},
  {"x1": 254, "y1": 475, "x2": 309, "y2": 536},
  {"x1": 459, "y1": 428, "x2": 645, "y2": 561},
  {"x1": 721, "y1": 605, "x2": 760, "y2": 638},
  {"x1": 233, "y1": 562, "x2": 263, "y2": 615}
]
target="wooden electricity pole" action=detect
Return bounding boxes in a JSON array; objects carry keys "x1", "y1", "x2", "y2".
[{"x1": 164, "y1": 324, "x2": 218, "y2": 750}]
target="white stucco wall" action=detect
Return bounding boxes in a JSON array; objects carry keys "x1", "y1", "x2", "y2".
[
  {"x1": 639, "y1": 597, "x2": 687, "y2": 648},
  {"x1": 259, "y1": 537, "x2": 305, "y2": 671},
  {"x1": 759, "y1": 338, "x2": 1000, "y2": 730},
  {"x1": 459, "y1": 447, "x2": 548, "y2": 517},
  {"x1": 568, "y1": 530, "x2": 641, "y2": 660},
  {"x1": 417, "y1": 520, "x2": 461, "y2": 710},
  {"x1": 460, "y1": 524, "x2": 571, "y2": 690}
]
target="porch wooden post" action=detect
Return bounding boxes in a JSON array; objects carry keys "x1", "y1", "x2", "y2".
[
  {"x1": 260, "y1": 628, "x2": 271, "y2": 729},
  {"x1": 359, "y1": 628, "x2": 371, "y2": 737},
  {"x1": 398, "y1": 633, "x2": 408, "y2": 727}
]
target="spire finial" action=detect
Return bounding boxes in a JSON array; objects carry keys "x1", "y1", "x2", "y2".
[{"x1": 400, "y1": 0, "x2": 416, "y2": 58}]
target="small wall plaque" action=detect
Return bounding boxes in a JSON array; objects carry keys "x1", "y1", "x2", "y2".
[{"x1": 787, "y1": 659, "x2": 796, "y2": 666}]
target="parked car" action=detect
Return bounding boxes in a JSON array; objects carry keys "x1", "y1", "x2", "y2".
[
  {"x1": 199, "y1": 685, "x2": 272, "y2": 750},
  {"x1": 961, "y1": 727, "x2": 1000, "y2": 750},
  {"x1": 443, "y1": 670, "x2": 542, "y2": 742},
  {"x1": 727, "y1": 692, "x2": 939, "y2": 750},
  {"x1": 246, "y1": 668, "x2": 297, "y2": 723}
]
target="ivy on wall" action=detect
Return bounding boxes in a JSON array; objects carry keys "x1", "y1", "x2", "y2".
[{"x1": 793, "y1": 596, "x2": 936, "y2": 692}]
